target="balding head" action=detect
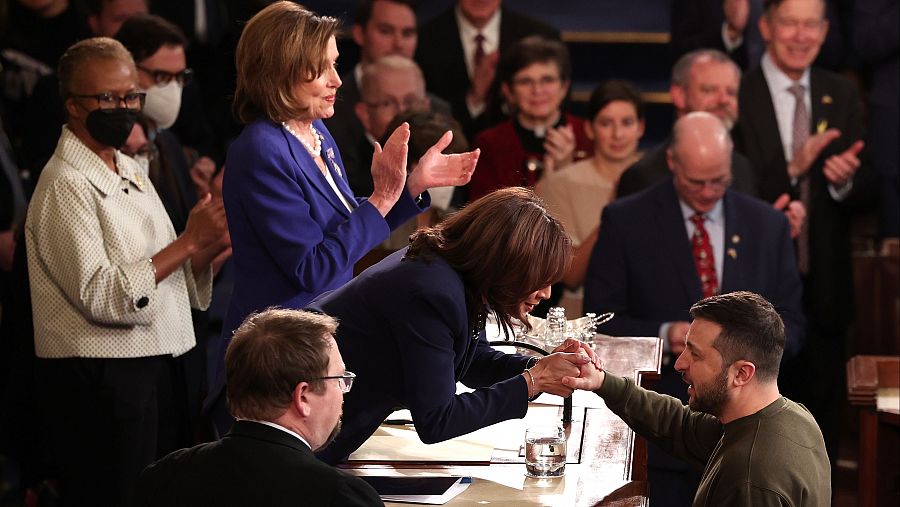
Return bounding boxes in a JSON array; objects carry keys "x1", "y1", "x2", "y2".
[{"x1": 668, "y1": 112, "x2": 733, "y2": 214}]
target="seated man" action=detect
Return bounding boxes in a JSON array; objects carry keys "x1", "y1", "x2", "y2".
[
  {"x1": 564, "y1": 291, "x2": 830, "y2": 505},
  {"x1": 134, "y1": 308, "x2": 383, "y2": 507}
]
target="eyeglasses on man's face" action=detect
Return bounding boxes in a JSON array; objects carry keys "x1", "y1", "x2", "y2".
[
  {"x1": 138, "y1": 65, "x2": 193, "y2": 86},
  {"x1": 313, "y1": 371, "x2": 356, "y2": 393},
  {"x1": 70, "y1": 92, "x2": 147, "y2": 110}
]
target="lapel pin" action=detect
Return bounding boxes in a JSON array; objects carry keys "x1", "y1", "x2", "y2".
[
  {"x1": 731, "y1": 234, "x2": 740, "y2": 244},
  {"x1": 821, "y1": 94, "x2": 833, "y2": 105},
  {"x1": 727, "y1": 248, "x2": 738, "y2": 260},
  {"x1": 816, "y1": 119, "x2": 828, "y2": 134}
]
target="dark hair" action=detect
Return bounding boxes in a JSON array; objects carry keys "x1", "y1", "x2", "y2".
[
  {"x1": 689, "y1": 291, "x2": 785, "y2": 382},
  {"x1": 354, "y1": 0, "x2": 417, "y2": 26},
  {"x1": 58, "y1": 37, "x2": 135, "y2": 98},
  {"x1": 233, "y1": 1, "x2": 341, "y2": 124},
  {"x1": 225, "y1": 308, "x2": 338, "y2": 421},
  {"x1": 587, "y1": 80, "x2": 645, "y2": 123},
  {"x1": 498, "y1": 35, "x2": 571, "y2": 85},
  {"x1": 406, "y1": 187, "x2": 571, "y2": 336},
  {"x1": 380, "y1": 109, "x2": 469, "y2": 166},
  {"x1": 114, "y1": 14, "x2": 186, "y2": 63}
]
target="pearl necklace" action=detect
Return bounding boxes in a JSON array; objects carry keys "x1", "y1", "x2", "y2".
[{"x1": 282, "y1": 121, "x2": 322, "y2": 158}]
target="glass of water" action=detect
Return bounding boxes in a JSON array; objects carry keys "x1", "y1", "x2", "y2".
[{"x1": 524, "y1": 425, "x2": 566, "y2": 478}]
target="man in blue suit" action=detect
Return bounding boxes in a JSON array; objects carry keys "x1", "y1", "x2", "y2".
[{"x1": 583, "y1": 111, "x2": 804, "y2": 507}]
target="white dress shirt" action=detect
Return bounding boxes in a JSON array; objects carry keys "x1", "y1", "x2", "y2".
[
  {"x1": 25, "y1": 126, "x2": 211, "y2": 358},
  {"x1": 760, "y1": 52, "x2": 851, "y2": 199},
  {"x1": 455, "y1": 5, "x2": 501, "y2": 117}
]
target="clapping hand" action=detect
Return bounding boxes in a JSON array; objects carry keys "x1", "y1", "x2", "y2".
[
  {"x1": 406, "y1": 130, "x2": 480, "y2": 197},
  {"x1": 542, "y1": 124, "x2": 576, "y2": 175},
  {"x1": 369, "y1": 123, "x2": 410, "y2": 216},
  {"x1": 773, "y1": 193, "x2": 806, "y2": 239}
]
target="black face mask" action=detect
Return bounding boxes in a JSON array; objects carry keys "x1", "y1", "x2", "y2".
[{"x1": 85, "y1": 108, "x2": 139, "y2": 148}]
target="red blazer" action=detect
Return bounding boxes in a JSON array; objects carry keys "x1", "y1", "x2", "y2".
[{"x1": 469, "y1": 113, "x2": 593, "y2": 201}]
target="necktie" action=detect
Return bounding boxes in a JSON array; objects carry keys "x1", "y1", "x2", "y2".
[
  {"x1": 690, "y1": 214, "x2": 719, "y2": 298},
  {"x1": 473, "y1": 33, "x2": 486, "y2": 71},
  {"x1": 788, "y1": 83, "x2": 811, "y2": 275}
]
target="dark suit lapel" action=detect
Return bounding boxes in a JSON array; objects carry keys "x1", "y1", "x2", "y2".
[
  {"x1": 809, "y1": 68, "x2": 833, "y2": 140},
  {"x1": 655, "y1": 181, "x2": 703, "y2": 302},
  {"x1": 744, "y1": 69, "x2": 789, "y2": 181},
  {"x1": 720, "y1": 191, "x2": 745, "y2": 293},
  {"x1": 442, "y1": 11, "x2": 471, "y2": 90}
]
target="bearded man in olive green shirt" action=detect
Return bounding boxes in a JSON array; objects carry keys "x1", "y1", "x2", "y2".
[{"x1": 564, "y1": 291, "x2": 830, "y2": 506}]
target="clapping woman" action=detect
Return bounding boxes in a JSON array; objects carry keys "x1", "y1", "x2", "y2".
[{"x1": 208, "y1": 2, "x2": 478, "y2": 433}]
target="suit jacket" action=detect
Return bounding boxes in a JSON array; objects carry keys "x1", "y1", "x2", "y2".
[
  {"x1": 134, "y1": 420, "x2": 383, "y2": 507},
  {"x1": 616, "y1": 136, "x2": 759, "y2": 199},
  {"x1": 309, "y1": 248, "x2": 532, "y2": 464},
  {"x1": 415, "y1": 6, "x2": 559, "y2": 138},
  {"x1": 733, "y1": 65, "x2": 872, "y2": 330},
  {"x1": 469, "y1": 114, "x2": 592, "y2": 201},
  {"x1": 221, "y1": 119, "x2": 427, "y2": 337},
  {"x1": 583, "y1": 179, "x2": 804, "y2": 359}
]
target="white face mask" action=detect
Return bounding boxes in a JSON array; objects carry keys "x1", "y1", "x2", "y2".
[
  {"x1": 133, "y1": 154, "x2": 151, "y2": 175},
  {"x1": 143, "y1": 80, "x2": 183, "y2": 129}
]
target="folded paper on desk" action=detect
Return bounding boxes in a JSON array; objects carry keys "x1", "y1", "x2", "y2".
[{"x1": 358, "y1": 476, "x2": 472, "y2": 505}]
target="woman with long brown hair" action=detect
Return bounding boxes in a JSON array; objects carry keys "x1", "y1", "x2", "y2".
[{"x1": 310, "y1": 187, "x2": 597, "y2": 464}]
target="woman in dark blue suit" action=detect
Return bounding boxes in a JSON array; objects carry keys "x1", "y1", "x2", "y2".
[
  {"x1": 310, "y1": 187, "x2": 598, "y2": 464},
  {"x1": 208, "y1": 2, "x2": 479, "y2": 433}
]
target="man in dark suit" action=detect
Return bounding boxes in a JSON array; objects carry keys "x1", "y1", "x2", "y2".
[
  {"x1": 618, "y1": 49, "x2": 759, "y2": 199},
  {"x1": 584, "y1": 112, "x2": 804, "y2": 506},
  {"x1": 414, "y1": 0, "x2": 558, "y2": 139},
  {"x1": 732, "y1": 0, "x2": 874, "y2": 461},
  {"x1": 135, "y1": 308, "x2": 383, "y2": 507},
  {"x1": 617, "y1": 48, "x2": 805, "y2": 238}
]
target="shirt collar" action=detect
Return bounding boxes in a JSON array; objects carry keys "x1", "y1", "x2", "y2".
[
  {"x1": 679, "y1": 196, "x2": 724, "y2": 224},
  {"x1": 245, "y1": 419, "x2": 312, "y2": 449},
  {"x1": 57, "y1": 126, "x2": 146, "y2": 195},
  {"x1": 761, "y1": 51, "x2": 810, "y2": 92},
  {"x1": 455, "y1": 5, "x2": 501, "y2": 46}
]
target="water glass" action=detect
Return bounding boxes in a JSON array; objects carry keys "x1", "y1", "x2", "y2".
[{"x1": 525, "y1": 425, "x2": 566, "y2": 478}]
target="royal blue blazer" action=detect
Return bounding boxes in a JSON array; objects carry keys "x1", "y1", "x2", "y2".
[{"x1": 206, "y1": 119, "x2": 427, "y2": 424}]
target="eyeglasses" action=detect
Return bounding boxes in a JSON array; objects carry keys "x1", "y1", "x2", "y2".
[
  {"x1": 512, "y1": 75, "x2": 561, "y2": 89},
  {"x1": 772, "y1": 16, "x2": 826, "y2": 32},
  {"x1": 312, "y1": 371, "x2": 356, "y2": 393},
  {"x1": 137, "y1": 65, "x2": 193, "y2": 86},
  {"x1": 121, "y1": 142, "x2": 158, "y2": 161},
  {"x1": 69, "y1": 92, "x2": 146, "y2": 110}
]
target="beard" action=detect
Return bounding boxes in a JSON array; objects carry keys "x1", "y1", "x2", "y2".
[
  {"x1": 688, "y1": 367, "x2": 729, "y2": 417},
  {"x1": 314, "y1": 417, "x2": 342, "y2": 452}
]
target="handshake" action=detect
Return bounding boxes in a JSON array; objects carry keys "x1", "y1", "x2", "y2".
[{"x1": 524, "y1": 339, "x2": 607, "y2": 397}]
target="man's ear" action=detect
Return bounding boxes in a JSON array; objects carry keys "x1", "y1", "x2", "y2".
[
  {"x1": 666, "y1": 147, "x2": 676, "y2": 174},
  {"x1": 351, "y1": 24, "x2": 366, "y2": 48},
  {"x1": 87, "y1": 15, "x2": 100, "y2": 36},
  {"x1": 731, "y1": 361, "x2": 757, "y2": 387},
  {"x1": 64, "y1": 97, "x2": 81, "y2": 121},
  {"x1": 670, "y1": 84, "x2": 686, "y2": 112},
  {"x1": 758, "y1": 14, "x2": 772, "y2": 43},
  {"x1": 500, "y1": 82, "x2": 514, "y2": 106},
  {"x1": 293, "y1": 382, "x2": 313, "y2": 418}
]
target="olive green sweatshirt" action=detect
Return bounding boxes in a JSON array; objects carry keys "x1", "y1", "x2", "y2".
[{"x1": 598, "y1": 374, "x2": 831, "y2": 506}]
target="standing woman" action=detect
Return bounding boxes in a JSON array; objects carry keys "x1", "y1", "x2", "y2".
[
  {"x1": 210, "y1": 2, "x2": 477, "y2": 432},
  {"x1": 310, "y1": 187, "x2": 597, "y2": 464},
  {"x1": 536, "y1": 80, "x2": 645, "y2": 316}
]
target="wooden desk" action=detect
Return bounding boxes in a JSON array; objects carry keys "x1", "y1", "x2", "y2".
[
  {"x1": 847, "y1": 355, "x2": 900, "y2": 507},
  {"x1": 345, "y1": 335, "x2": 662, "y2": 506}
]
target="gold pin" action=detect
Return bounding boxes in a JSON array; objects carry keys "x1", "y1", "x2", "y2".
[
  {"x1": 816, "y1": 119, "x2": 828, "y2": 134},
  {"x1": 731, "y1": 234, "x2": 740, "y2": 244},
  {"x1": 727, "y1": 248, "x2": 737, "y2": 259},
  {"x1": 821, "y1": 95, "x2": 833, "y2": 105}
]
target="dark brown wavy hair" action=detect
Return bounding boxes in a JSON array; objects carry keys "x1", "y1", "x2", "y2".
[{"x1": 406, "y1": 187, "x2": 572, "y2": 337}]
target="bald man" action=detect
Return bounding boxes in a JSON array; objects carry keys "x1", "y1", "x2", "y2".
[{"x1": 583, "y1": 112, "x2": 804, "y2": 505}]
